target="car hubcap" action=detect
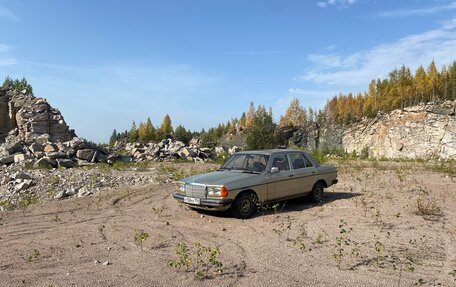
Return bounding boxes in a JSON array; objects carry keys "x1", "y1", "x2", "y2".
[{"x1": 241, "y1": 199, "x2": 251, "y2": 214}]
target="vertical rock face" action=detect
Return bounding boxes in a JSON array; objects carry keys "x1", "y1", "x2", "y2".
[
  {"x1": 341, "y1": 101, "x2": 456, "y2": 159},
  {"x1": 0, "y1": 88, "x2": 76, "y2": 143}
]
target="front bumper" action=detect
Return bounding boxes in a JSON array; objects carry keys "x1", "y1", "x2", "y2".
[{"x1": 173, "y1": 192, "x2": 233, "y2": 211}]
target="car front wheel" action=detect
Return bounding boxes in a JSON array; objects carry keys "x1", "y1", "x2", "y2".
[{"x1": 231, "y1": 192, "x2": 256, "y2": 219}]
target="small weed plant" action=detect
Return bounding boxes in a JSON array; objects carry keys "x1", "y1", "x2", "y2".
[
  {"x1": 134, "y1": 230, "x2": 150, "y2": 251},
  {"x1": 168, "y1": 241, "x2": 223, "y2": 280},
  {"x1": 333, "y1": 220, "x2": 360, "y2": 269},
  {"x1": 414, "y1": 197, "x2": 443, "y2": 219},
  {"x1": 26, "y1": 249, "x2": 40, "y2": 262}
]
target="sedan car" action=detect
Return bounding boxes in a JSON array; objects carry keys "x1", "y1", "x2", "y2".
[{"x1": 173, "y1": 149, "x2": 338, "y2": 218}]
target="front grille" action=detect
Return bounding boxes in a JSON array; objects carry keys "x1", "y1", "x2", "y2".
[{"x1": 185, "y1": 183, "x2": 207, "y2": 198}]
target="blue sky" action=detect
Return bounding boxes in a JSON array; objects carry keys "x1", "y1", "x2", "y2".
[{"x1": 1, "y1": 0, "x2": 456, "y2": 142}]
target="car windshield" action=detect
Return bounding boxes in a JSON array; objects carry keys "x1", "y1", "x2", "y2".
[{"x1": 220, "y1": 154, "x2": 270, "y2": 173}]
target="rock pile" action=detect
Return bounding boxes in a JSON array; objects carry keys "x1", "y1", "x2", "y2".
[
  {"x1": 124, "y1": 138, "x2": 216, "y2": 162},
  {"x1": 0, "y1": 136, "x2": 116, "y2": 169}
]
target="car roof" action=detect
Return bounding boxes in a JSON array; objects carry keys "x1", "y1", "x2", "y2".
[{"x1": 236, "y1": 149, "x2": 308, "y2": 156}]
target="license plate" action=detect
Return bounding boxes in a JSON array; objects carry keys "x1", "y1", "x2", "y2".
[{"x1": 184, "y1": 197, "x2": 200, "y2": 205}]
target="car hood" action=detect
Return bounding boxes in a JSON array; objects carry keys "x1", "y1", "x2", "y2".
[{"x1": 179, "y1": 170, "x2": 259, "y2": 187}]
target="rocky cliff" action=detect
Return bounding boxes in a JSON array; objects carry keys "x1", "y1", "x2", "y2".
[
  {"x1": 0, "y1": 87, "x2": 75, "y2": 143},
  {"x1": 341, "y1": 101, "x2": 456, "y2": 159}
]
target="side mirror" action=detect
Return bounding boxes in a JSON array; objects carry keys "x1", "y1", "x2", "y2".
[{"x1": 270, "y1": 167, "x2": 280, "y2": 174}]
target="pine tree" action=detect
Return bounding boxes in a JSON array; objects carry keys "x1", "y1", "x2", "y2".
[
  {"x1": 157, "y1": 114, "x2": 173, "y2": 140},
  {"x1": 279, "y1": 98, "x2": 307, "y2": 127},
  {"x1": 129, "y1": 121, "x2": 138, "y2": 143},
  {"x1": 245, "y1": 105, "x2": 277, "y2": 150},
  {"x1": 246, "y1": 101, "x2": 255, "y2": 128},
  {"x1": 109, "y1": 129, "x2": 117, "y2": 146}
]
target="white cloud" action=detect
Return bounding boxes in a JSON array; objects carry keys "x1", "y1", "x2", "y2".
[
  {"x1": 317, "y1": 0, "x2": 358, "y2": 8},
  {"x1": 379, "y1": 1, "x2": 456, "y2": 17},
  {"x1": 0, "y1": 5, "x2": 18, "y2": 21},
  {"x1": 298, "y1": 18, "x2": 456, "y2": 87}
]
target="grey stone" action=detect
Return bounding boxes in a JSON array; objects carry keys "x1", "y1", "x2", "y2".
[
  {"x1": 77, "y1": 187, "x2": 92, "y2": 197},
  {"x1": 13, "y1": 172, "x2": 32, "y2": 180},
  {"x1": 34, "y1": 157, "x2": 56, "y2": 169},
  {"x1": 0, "y1": 155, "x2": 15, "y2": 165},
  {"x1": 47, "y1": 152, "x2": 68, "y2": 159},
  {"x1": 54, "y1": 190, "x2": 66, "y2": 199},
  {"x1": 29, "y1": 142, "x2": 44, "y2": 153},
  {"x1": 14, "y1": 179, "x2": 33, "y2": 192},
  {"x1": 14, "y1": 153, "x2": 32, "y2": 163},
  {"x1": 65, "y1": 187, "x2": 77, "y2": 197},
  {"x1": 76, "y1": 149, "x2": 95, "y2": 161},
  {"x1": 57, "y1": 159, "x2": 75, "y2": 168},
  {"x1": 69, "y1": 137, "x2": 86, "y2": 149},
  {"x1": 35, "y1": 134, "x2": 51, "y2": 145}
]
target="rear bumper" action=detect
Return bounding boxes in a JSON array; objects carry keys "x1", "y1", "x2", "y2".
[{"x1": 173, "y1": 192, "x2": 233, "y2": 211}]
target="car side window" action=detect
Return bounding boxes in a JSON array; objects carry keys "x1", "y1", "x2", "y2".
[
  {"x1": 289, "y1": 153, "x2": 306, "y2": 169},
  {"x1": 302, "y1": 154, "x2": 314, "y2": 167},
  {"x1": 271, "y1": 154, "x2": 290, "y2": 171}
]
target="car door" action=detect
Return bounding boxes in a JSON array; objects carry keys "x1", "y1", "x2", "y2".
[
  {"x1": 289, "y1": 152, "x2": 317, "y2": 195},
  {"x1": 266, "y1": 153, "x2": 297, "y2": 200}
]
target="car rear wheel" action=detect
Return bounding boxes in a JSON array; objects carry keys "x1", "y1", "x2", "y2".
[
  {"x1": 310, "y1": 182, "x2": 324, "y2": 203},
  {"x1": 231, "y1": 192, "x2": 256, "y2": 219}
]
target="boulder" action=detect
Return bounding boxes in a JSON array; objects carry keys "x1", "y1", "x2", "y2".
[
  {"x1": 3, "y1": 141, "x2": 22, "y2": 155},
  {"x1": 13, "y1": 172, "x2": 32, "y2": 180},
  {"x1": 69, "y1": 137, "x2": 86, "y2": 149},
  {"x1": 44, "y1": 144, "x2": 57, "y2": 153},
  {"x1": 0, "y1": 155, "x2": 15, "y2": 165},
  {"x1": 14, "y1": 153, "x2": 32, "y2": 163},
  {"x1": 34, "y1": 157, "x2": 56, "y2": 169},
  {"x1": 35, "y1": 134, "x2": 51, "y2": 145},
  {"x1": 14, "y1": 180, "x2": 33, "y2": 192},
  {"x1": 57, "y1": 159, "x2": 75, "y2": 168},
  {"x1": 47, "y1": 152, "x2": 68, "y2": 159},
  {"x1": 29, "y1": 142, "x2": 44, "y2": 153},
  {"x1": 76, "y1": 149, "x2": 95, "y2": 161}
]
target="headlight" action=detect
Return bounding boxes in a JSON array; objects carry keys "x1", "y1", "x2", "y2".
[
  {"x1": 207, "y1": 186, "x2": 229, "y2": 198},
  {"x1": 178, "y1": 182, "x2": 186, "y2": 193}
]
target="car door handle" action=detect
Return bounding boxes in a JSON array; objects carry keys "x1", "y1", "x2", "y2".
[
  {"x1": 289, "y1": 175, "x2": 294, "y2": 177},
  {"x1": 312, "y1": 171, "x2": 317, "y2": 174}
]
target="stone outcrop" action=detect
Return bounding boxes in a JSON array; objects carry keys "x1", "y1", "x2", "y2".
[
  {"x1": 342, "y1": 101, "x2": 456, "y2": 159},
  {"x1": 0, "y1": 87, "x2": 75, "y2": 143}
]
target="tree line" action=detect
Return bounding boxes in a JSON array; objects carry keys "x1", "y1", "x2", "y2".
[{"x1": 323, "y1": 60, "x2": 456, "y2": 125}]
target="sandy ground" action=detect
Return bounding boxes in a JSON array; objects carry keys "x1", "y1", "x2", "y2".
[{"x1": 0, "y1": 161, "x2": 455, "y2": 287}]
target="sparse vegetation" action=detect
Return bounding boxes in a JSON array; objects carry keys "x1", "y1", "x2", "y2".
[
  {"x1": 26, "y1": 249, "x2": 40, "y2": 262},
  {"x1": 414, "y1": 196, "x2": 443, "y2": 218},
  {"x1": 168, "y1": 241, "x2": 223, "y2": 280},
  {"x1": 134, "y1": 230, "x2": 150, "y2": 251},
  {"x1": 18, "y1": 194, "x2": 39, "y2": 210},
  {"x1": 333, "y1": 220, "x2": 360, "y2": 269}
]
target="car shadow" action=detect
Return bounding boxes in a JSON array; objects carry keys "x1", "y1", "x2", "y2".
[
  {"x1": 273, "y1": 191, "x2": 362, "y2": 214},
  {"x1": 192, "y1": 191, "x2": 362, "y2": 219}
]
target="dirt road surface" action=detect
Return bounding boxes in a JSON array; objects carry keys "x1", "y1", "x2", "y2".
[{"x1": 1, "y1": 162, "x2": 455, "y2": 286}]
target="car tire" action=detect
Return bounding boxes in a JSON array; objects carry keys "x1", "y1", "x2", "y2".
[
  {"x1": 231, "y1": 192, "x2": 256, "y2": 219},
  {"x1": 310, "y1": 182, "x2": 324, "y2": 203}
]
